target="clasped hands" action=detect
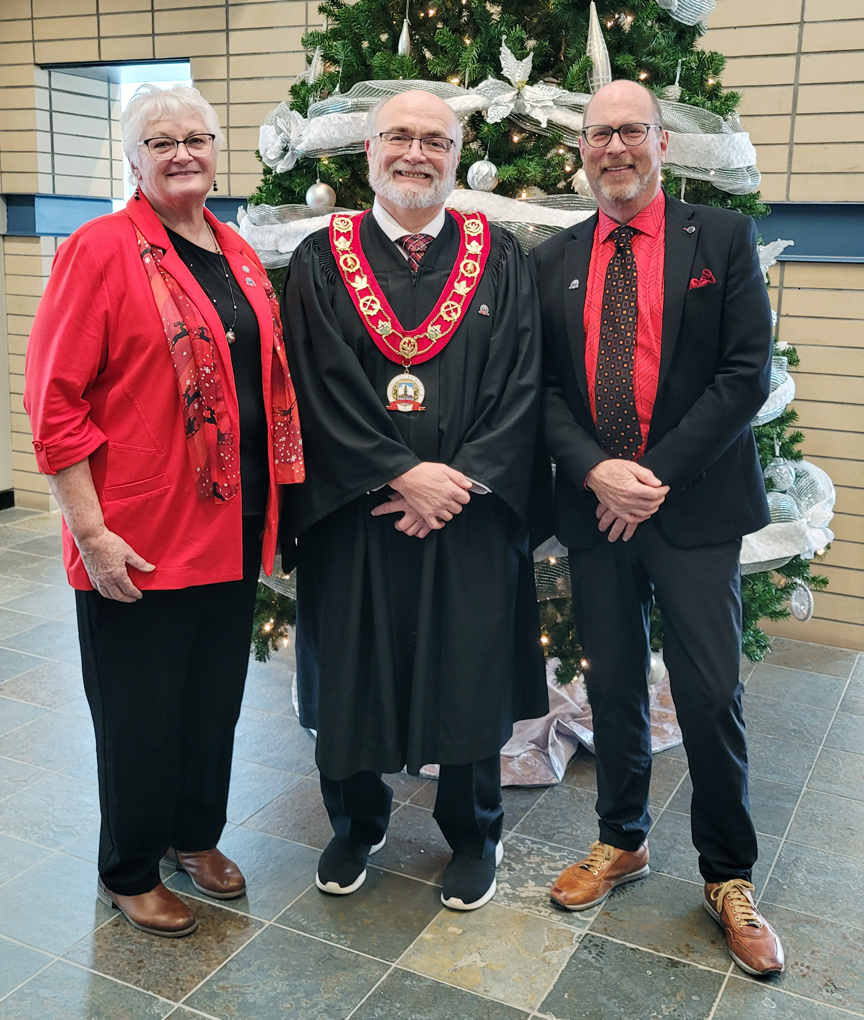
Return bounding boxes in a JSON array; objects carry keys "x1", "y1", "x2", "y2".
[
  {"x1": 371, "y1": 462, "x2": 472, "y2": 538},
  {"x1": 586, "y1": 460, "x2": 669, "y2": 543}
]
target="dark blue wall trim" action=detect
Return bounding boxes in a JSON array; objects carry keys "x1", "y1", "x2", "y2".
[
  {"x1": 4, "y1": 193, "x2": 863, "y2": 262},
  {"x1": 755, "y1": 202, "x2": 864, "y2": 264}
]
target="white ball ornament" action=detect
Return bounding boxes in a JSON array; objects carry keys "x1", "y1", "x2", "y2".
[
  {"x1": 305, "y1": 181, "x2": 336, "y2": 209},
  {"x1": 467, "y1": 158, "x2": 500, "y2": 192},
  {"x1": 648, "y1": 651, "x2": 666, "y2": 686}
]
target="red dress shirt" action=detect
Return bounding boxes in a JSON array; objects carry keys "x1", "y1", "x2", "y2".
[{"x1": 584, "y1": 189, "x2": 666, "y2": 458}]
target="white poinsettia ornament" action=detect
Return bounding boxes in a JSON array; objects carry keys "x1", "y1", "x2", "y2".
[{"x1": 484, "y1": 39, "x2": 561, "y2": 127}]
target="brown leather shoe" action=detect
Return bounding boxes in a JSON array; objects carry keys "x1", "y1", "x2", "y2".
[
  {"x1": 704, "y1": 879, "x2": 785, "y2": 975},
  {"x1": 161, "y1": 847, "x2": 246, "y2": 899},
  {"x1": 550, "y1": 840, "x2": 650, "y2": 911},
  {"x1": 97, "y1": 878, "x2": 197, "y2": 937}
]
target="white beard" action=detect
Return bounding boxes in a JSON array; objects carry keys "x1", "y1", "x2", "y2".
[{"x1": 369, "y1": 156, "x2": 456, "y2": 210}]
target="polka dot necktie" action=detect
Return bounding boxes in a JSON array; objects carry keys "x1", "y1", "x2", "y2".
[
  {"x1": 398, "y1": 233, "x2": 434, "y2": 273},
  {"x1": 595, "y1": 224, "x2": 642, "y2": 459}
]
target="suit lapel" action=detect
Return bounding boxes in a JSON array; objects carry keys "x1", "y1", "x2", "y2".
[
  {"x1": 657, "y1": 195, "x2": 699, "y2": 396},
  {"x1": 563, "y1": 215, "x2": 597, "y2": 411}
]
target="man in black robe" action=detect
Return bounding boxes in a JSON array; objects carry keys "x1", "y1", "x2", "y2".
[{"x1": 280, "y1": 89, "x2": 547, "y2": 911}]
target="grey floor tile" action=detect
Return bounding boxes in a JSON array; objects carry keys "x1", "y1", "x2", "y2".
[
  {"x1": 0, "y1": 832, "x2": 51, "y2": 885},
  {"x1": 590, "y1": 872, "x2": 731, "y2": 971},
  {"x1": 353, "y1": 967, "x2": 530, "y2": 1019},
  {"x1": 540, "y1": 933, "x2": 723, "y2": 1020},
  {"x1": 763, "y1": 841, "x2": 864, "y2": 927},
  {"x1": 0, "y1": 710, "x2": 94, "y2": 771},
  {"x1": 233, "y1": 702, "x2": 273, "y2": 738},
  {"x1": 745, "y1": 663, "x2": 847, "y2": 710},
  {"x1": 824, "y1": 713, "x2": 864, "y2": 756},
  {"x1": 737, "y1": 903, "x2": 864, "y2": 1014},
  {"x1": 786, "y1": 789, "x2": 864, "y2": 860},
  {"x1": 3, "y1": 514, "x2": 62, "y2": 536},
  {"x1": 0, "y1": 610, "x2": 43, "y2": 643},
  {"x1": 765, "y1": 638, "x2": 858, "y2": 680},
  {"x1": 65, "y1": 896, "x2": 263, "y2": 1002},
  {"x1": 167, "y1": 827, "x2": 319, "y2": 921},
  {"x1": 244, "y1": 776, "x2": 333, "y2": 850},
  {"x1": 511, "y1": 783, "x2": 599, "y2": 853},
  {"x1": 0, "y1": 577, "x2": 45, "y2": 609},
  {"x1": 0, "y1": 510, "x2": 40, "y2": 525},
  {"x1": 2, "y1": 585, "x2": 76, "y2": 621},
  {"x1": 647, "y1": 809, "x2": 779, "y2": 892},
  {"x1": 714, "y1": 975, "x2": 862, "y2": 1020},
  {"x1": 0, "y1": 660, "x2": 83, "y2": 710},
  {"x1": 0, "y1": 937, "x2": 52, "y2": 999},
  {"x1": 808, "y1": 746, "x2": 864, "y2": 802},
  {"x1": 742, "y1": 692, "x2": 835, "y2": 745},
  {"x1": 1, "y1": 619, "x2": 81, "y2": 665},
  {"x1": 241, "y1": 653, "x2": 297, "y2": 713},
  {"x1": 0, "y1": 697, "x2": 46, "y2": 740},
  {"x1": 225, "y1": 756, "x2": 303, "y2": 825},
  {"x1": 561, "y1": 748, "x2": 598, "y2": 792},
  {"x1": 400, "y1": 901, "x2": 578, "y2": 1012},
  {"x1": 0, "y1": 853, "x2": 111, "y2": 954},
  {"x1": 0, "y1": 770, "x2": 99, "y2": 850},
  {"x1": 745, "y1": 731, "x2": 820, "y2": 787},
  {"x1": 60, "y1": 695, "x2": 91, "y2": 720},
  {"x1": 0, "y1": 651, "x2": 45, "y2": 684},
  {"x1": 12, "y1": 534, "x2": 63, "y2": 558},
  {"x1": 496, "y1": 832, "x2": 600, "y2": 929},
  {"x1": 387, "y1": 770, "x2": 431, "y2": 804},
  {"x1": 371, "y1": 803, "x2": 453, "y2": 884},
  {"x1": 840, "y1": 690, "x2": 864, "y2": 717},
  {"x1": 60, "y1": 826, "x2": 100, "y2": 865},
  {"x1": 668, "y1": 774, "x2": 801, "y2": 839},
  {"x1": 185, "y1": 924, "x2": 389, "y2": 1020},
  {"x1": 0, "y1": 959, "x2": 173, "y2": 1020},
  {"x1": 279, "y1": 866, "x2": 442, "y2": 961},
  {"x1": 232, "y1": 710, "x2": 316, "y2": 773},
  {"x1": 852, "y1": 655, "x2": 864, "y2": 682},
  {"x1": 61, "y1": 749, "x2": 98, "y2": 783},
  {"x1": 0, "y1": 755, "x2": 42, "y2": 803}
]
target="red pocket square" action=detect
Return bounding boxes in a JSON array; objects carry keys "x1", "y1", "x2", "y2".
[{"x1": 689, "y1": 269, "x2": 716, "y2": 289}]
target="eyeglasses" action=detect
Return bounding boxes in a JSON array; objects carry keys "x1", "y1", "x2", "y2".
[
  {"x1": 375, "y1": 132, "x2": 455, "y2": 155},
  {"x1": 139, "y1": 134, "x2": 216, "y2": 160},
  {"x1": 581, "y1": 123, "x2": 660, "y2": 148}
]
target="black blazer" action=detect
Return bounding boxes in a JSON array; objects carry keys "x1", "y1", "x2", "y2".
[{"x1": 531, "y1": 193, "x2": 772, "y2": 550}]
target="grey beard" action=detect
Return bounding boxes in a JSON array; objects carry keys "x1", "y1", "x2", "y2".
[
  {"x1": 369, "y1": 159, "x2": 456, "y2": 210},
  {"x1": 594, "y1": 164, "x2": 656, "y2": 204}
]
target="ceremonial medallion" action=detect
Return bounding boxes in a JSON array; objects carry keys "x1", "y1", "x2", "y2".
[
  {"x1": 386, "y1": 373, "x2": 426, "y2": 412},
  {"x1": 330, "y1": 210, "x2": 492, "y2": 415}
]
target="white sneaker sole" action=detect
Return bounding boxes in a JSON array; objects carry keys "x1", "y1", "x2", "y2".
[
  {"x1": 315, "y1": 835, "x2": 387, "y2": 896},
  {"x1": 441, "y1": 842, "x2": 504, "y2": 911}
]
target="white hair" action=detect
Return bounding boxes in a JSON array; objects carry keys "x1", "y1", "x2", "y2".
[
  {"x1": 365, "y1": 93, "x2": 463, "y2": 152},
  {"x1": 121, "y1": 84, "x2": 223, "y2": 176}
]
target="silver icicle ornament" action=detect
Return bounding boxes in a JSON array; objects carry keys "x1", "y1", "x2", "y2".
[
  {"x1": 586, "y1": 2, "x2": 612, "y2": 94},
  {"x1": 398, "y1": 0, "x2": 411, "y2": 57}
]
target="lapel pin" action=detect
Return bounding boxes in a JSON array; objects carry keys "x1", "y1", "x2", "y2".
[
  {"x1": 242, "y1": 265, "x2": 251, "y2": 272},
  {"x1": 245, "y1": 277, "x2": 257, "y2": 286},
  {"x1": 569, "y1": 279, "x2": 580, "y2": 290},
  {"x1": 684, "y1": 225, "x2": 696, "y2": 234},
  {"x1": 478, "y1": 303, "x2": 490, "y2": 316}
]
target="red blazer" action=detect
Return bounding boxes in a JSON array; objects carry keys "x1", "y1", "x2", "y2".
[{"x1": 25, "y1": 195, "x2": 287, "y2": 590}]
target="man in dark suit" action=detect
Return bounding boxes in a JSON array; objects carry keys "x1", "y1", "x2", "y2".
[{"x1": 531, "y1": 80, "x2": 784, "y2": 976}]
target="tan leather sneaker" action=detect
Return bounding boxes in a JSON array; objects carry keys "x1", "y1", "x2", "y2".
[
  {"x1": 550, "y1": 840, "x2": 650, "y2": 911},
  {"x1": 161, "y1": 847, "x2": 247, "y2": 899},
  {"x1": 704, "y1": 879, "x2": 785, "y2": 975}
]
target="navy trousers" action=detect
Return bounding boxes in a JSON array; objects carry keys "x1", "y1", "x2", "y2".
[
  {"x1": 568, "y1": 517, "x2": 758, "y2": 884},
  {"x1": 320, "y1": 753, "x2": 503, "y2": 860}
]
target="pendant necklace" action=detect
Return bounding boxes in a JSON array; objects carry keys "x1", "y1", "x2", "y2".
[{"x1": 197, "y1": 223, "x2": 238, "y2": 344}]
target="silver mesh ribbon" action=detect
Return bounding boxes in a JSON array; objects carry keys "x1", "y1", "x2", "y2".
[{"x1": 655, "y1": 0, "x2": 716, "y2": 26}]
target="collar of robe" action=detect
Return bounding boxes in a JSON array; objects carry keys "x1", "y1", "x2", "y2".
[{"x1": 329, "y1": 208, "x2": 491, "y2": 369}]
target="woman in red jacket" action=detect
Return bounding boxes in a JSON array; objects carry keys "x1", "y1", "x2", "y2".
[{"x1": 24, "y1": 84, "x2": 304, "y2": 937}]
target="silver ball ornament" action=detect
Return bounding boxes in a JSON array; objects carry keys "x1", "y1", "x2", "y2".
[
  {"x1": 763, "y1": 458, "x2": 796, "y2": 492},
  {"x1": 789, "y1": 580, "x2": 814, "y2": 622},
  {"x1": 305, "y1": 181, "x2": 336, "y2": 209},
  {"x1": 648, "y1": 651, "x2": 666, "y2": 686},
  {"x1": 467, "y1": 158, "x2": 500, "y2": 192}
]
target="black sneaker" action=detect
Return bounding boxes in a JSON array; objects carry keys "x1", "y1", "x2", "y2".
[
  {"x1": 441, "y1": 842, "x2": 504, "y2": 911},
  {"x1": 315, "y1": 834, "x2": 386, "y2": 895}
]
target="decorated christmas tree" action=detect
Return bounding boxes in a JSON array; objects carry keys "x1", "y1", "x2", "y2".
[{"x1": 246, "y1": 0, "x2": 832, "y2": 673}]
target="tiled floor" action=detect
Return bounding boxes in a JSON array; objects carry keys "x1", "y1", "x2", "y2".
[{"x1": 0, "y1": 505, "x2": 862, "y2": 1019}]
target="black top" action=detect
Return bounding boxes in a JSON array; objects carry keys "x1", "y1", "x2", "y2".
[{"x1": 167, "y1": 228, "x2": 269, "y2": 516}]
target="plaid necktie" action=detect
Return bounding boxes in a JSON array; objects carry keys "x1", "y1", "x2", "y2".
[
  {"x1": 594, "y1": 224, "x2": 642, "y2": 459},
  {"x1": 398, "y1": 233, "x2": 434, "y2": 273}
]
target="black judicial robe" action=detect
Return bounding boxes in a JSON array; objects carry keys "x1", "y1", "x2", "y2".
[{"x1": 281, "y1": 211, "x2": 548, "y2": 780}]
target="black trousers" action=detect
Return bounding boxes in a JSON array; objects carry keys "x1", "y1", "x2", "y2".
[
  {"x1": 76, "y1": 515, "x2": 262, "y2": 896},
  {"x1": 320, "y1": 753, "x2": 503, "y2": 860},
  {"x1": 568, "y1": 517, "x2": 758, "y2": 884}
]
